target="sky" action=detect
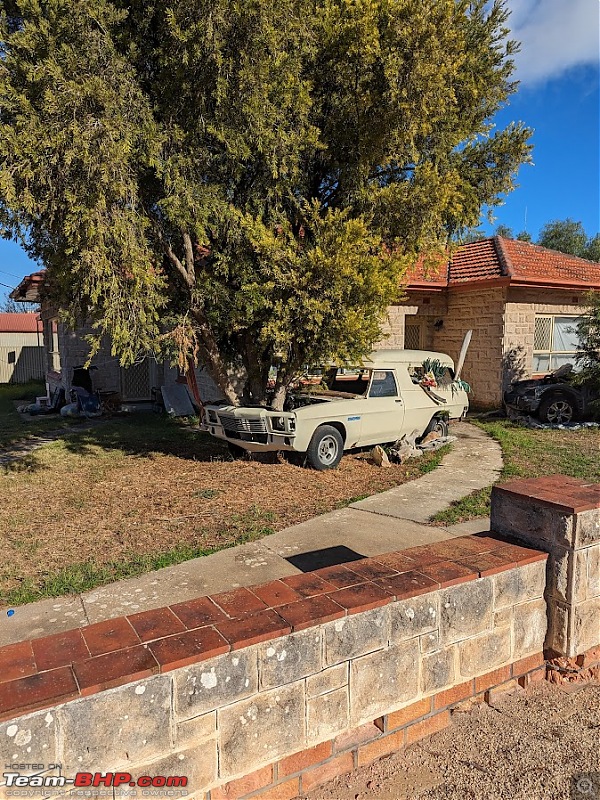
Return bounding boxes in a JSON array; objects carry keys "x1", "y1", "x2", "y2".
[{"x1": 1, "y1": 0, "x2": 599, "y2": 305}]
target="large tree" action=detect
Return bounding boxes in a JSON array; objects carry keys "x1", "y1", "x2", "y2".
[
  {"x1": 538, "y1": 219, "x2": 600, "y2": 262},
  {"x1": 0, "y1": 0, "x2": 531, "y2": 407}
]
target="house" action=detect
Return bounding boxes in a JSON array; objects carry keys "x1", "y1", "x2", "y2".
[
  {"x1": 9, "y1": 272, "x2": 225, "y2": 404},
  {"x1": 378, "y1": 237, "x2": 600, "y2": 408},
  {"x1": 11, "y1": 237, "x2": 600, "y2": 409},
  {"x1": 0, "y1": 312, "x2": 45, "y2": 384}
]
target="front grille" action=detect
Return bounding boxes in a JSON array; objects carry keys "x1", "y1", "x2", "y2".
[{"x1": 218, "y1": 414, "x2": 267, "y2": 435}]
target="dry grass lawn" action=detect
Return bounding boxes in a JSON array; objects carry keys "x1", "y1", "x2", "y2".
[{"x1": 0, "y1": 414, "x2": 447, "y2": 605}]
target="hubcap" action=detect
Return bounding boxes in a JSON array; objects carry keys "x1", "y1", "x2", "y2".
[
  {"x1": 547, "y1": 400, "x2": 573, "y2": 424},
  {"x1": 318, "y1": 435, "x2": 339, "y2": 464}
]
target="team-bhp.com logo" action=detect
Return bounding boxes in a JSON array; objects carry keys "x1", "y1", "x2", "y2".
[{"x1": 3, "y1": 770, "x2": 188, "y2": 795}]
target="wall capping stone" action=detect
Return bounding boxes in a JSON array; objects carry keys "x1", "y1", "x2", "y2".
[{"x1": 0, "y1": 534, "x2": 547, "y2": 723}]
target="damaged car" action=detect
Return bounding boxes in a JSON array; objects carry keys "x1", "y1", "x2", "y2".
[
  {"x1": 201, "y1": 349, "x2": 470, "y2": 470},
  {"x1": 503, "y1": 365, "x2": 599, "y2": 424}
]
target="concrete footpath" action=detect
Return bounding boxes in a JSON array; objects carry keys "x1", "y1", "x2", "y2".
[{"x1": 0, "y1": 423, "x2": 502, "y2": 646}]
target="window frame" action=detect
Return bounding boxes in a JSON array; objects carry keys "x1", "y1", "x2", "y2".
[
  {"x1": 532, "y1": 314, "x2": 581, "y2": 374},
  {"x1": 368, "y1": 369, "x2": 399, "y2": 398}
]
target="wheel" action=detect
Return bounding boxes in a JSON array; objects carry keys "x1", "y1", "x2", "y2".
[
  {"x1": 538, "y1": 394, "x2": 576, "y2": 424},
  {"x1": 306, "y1": 425, "x2": 344, "y2": 470},
  {"x1": 422, "y1": 417, "x2": 449, "y2": 439},
  {"x1": 227, "y1": 441, "x2": 251, "y2": 459}
]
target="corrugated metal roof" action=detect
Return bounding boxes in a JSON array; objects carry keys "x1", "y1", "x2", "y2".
[{"x1": 0, "y1": 313, "x2": 42, "y2": 333}]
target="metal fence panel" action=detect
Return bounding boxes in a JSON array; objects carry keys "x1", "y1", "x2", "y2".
[{"x1": 0, "y1": 345, "x2": 46, "y2": 384}]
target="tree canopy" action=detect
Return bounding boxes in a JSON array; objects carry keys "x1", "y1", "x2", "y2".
[
  {"x1": 0, "y1": 0, "x2": 531, "y2": 406},
  {"x1": 538, "y1": 219, "x2": 600, "y2": 262}
]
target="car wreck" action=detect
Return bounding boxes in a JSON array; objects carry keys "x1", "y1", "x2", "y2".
[
  {"x1": 201, "y1": 349, "x2": 470, "y2": 469},
  {"x1": 504, "y1": 365, "x2": 599, "y2": 425}
]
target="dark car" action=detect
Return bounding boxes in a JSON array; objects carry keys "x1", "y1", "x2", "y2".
[{"x1": 504, "y1": 365, "x2": 599, "y2": 424}]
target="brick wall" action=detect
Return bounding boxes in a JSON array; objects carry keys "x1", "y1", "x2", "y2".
[{"x1": 0, "y1": 534, "x2": 548, "y2": 800}]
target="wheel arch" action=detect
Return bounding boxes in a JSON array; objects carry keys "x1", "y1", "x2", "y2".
[
  {"x1": 542, "y1": 388, "x2": 581, "y2": 411},
  {"x1": 317, "y1": 420, "x2": 347, "y2": 446}
]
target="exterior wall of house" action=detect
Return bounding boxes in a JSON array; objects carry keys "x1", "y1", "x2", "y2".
[
  {"x1": 39, "y1": 303, "x2": 230, "y2": 403},
  {"x1": 430, "y1": 288, "x2": 507, "y2": 409},
  {"x1": 378, "y1": 294, "x2": 447, "y2": 351},
  {"x1": 503, "y1": 288, "x2": 588, "y2": 387}
]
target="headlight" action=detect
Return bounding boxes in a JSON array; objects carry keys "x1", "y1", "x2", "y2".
[
  {"x1": 271, "y1": 416, "x2": 286, "y2": 432},
  {"x1": 208, "y1": 409, "x2": 218, "y2": 424}
]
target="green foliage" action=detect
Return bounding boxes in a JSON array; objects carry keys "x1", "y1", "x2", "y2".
[
  {"x1": 537, "y1": 219, "x2": 600, "y2": 261},
  {"x1": 575, "y1": 291, "x2": 600, "y2": 411},
  {"x1": 0, "y1": 0, "x2": 532, "y2": 406}
]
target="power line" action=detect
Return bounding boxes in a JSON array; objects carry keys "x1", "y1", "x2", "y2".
[{"x1": 0, "y1": 269, "x2": 24, "y2": 280}]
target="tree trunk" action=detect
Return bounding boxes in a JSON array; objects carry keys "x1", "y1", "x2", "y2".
[
  {"x1": 190, "y1": 307, "x2": 239, "y2": 406},
  {"x1": 271, "y1": 383, "x2": 287, "y2": 411},
  {"x1": 238, "y1": 332, "x2": 269, "y2": 406}
]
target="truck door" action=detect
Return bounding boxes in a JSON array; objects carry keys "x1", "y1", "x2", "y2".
[{"x1": 358, "y1": 369, "x2": 405, "y2": 447}]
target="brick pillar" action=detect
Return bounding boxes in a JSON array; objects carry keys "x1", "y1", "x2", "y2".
[{"x1": 490, "y1": 476, "x2": 600, "y2": 658}]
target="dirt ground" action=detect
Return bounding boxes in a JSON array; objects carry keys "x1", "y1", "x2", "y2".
[
  {"x1": 298, "y1": 681, "x2": 600, "y2": 800},
  {"x1": 0, "y1": 416, "x2": 445, "y2": 603}
]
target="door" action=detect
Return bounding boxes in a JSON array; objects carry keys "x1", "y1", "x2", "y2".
[
  {"x1": 358, "y1": 369, "x2": 405, "y2": 446},
  {"x1": 121, "y1": 360, "x2": 154, "y2": 401}
]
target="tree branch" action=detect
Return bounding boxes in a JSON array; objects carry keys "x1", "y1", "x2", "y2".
[{"x1": 182, "y1": 231, "x2": 196, "y2": 285}]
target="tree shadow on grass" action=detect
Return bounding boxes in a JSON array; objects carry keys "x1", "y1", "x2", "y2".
[
  {"x1": 56, "y1": 413, "x2": 230, "y2": 462},
  {"x1": 0, "y1": 413, "x2": 234, "y2": 472}
]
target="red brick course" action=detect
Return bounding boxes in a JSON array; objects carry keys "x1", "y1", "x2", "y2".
[
  {"x1": 278, "y1": 742, "x2": 332, "y2": 777},
  {"x1": 211, "y1": 765, "x2": 273, "y2": 799},
  {"x1": 0, "y1": 533, "x2": 549, "y2": 721}
]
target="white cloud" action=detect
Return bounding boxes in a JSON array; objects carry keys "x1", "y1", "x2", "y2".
[{"x1": 505, "y1": 0, "x2": 600, "y2": 84}]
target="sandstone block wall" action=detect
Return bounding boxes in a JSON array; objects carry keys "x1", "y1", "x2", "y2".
[
  {"x1": 432, "y1": 288, "x2": 507, "y2": 408},
  {"x1": 502, "y1": 288, "x2": 588, "y2": 387},
  {"x1": 0, "y1": 537, "x2": 548, "y2": 800},
  {"x1": 491, "y1": 476, "x2": 600, "y2": 658}
]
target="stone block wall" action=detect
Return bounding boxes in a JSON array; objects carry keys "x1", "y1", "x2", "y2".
[
  {"x1": 491, "y1": 476, "x2": 600, "y2": 658},
  {"x1": 379, "y1": 293, "x2": 447, "y2": 352},
  {"x1": 0, "y1": 534, "x2": 548, "y2": 800},
  {"x1": 432, "y1": 287, "x2": 507, "y2": 409},
  {"x1": 502, "y1": 288, "x2": 588, "y2": 387}
]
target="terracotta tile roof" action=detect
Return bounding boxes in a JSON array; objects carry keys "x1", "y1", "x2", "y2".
[
  {"x1": 498, "y1": 237, "x2": 600, "y2": 287},
  {"x1": 449, "y1": 238, "x2": 506, "y2": 283},
  {"x1": 406, "y1": 237, "x2": 600, "y2": 291},
  {"x1": 404, "y1": 252, "x2": 448, "y2": 287},
  {"x1": 0, "y1": 312, "x2": 42, "y2": 333},
  {"x1": 9, "y1": 270, "x2": 46, "y2": 303}
]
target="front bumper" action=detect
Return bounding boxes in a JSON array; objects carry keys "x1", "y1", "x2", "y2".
[
  {"x1": 503, "y1": 392, "x2": 540, "y2": 413},
  {"x1": 200, "y1": 422, "x2": 298, "y2": 452}
]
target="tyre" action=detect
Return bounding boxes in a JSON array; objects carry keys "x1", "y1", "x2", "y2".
[
  {"x1": 306, "y1": 425, "x2": 344, "y2": 470},
  {"x1": 422, "y1": 416, "x2": 449, "y2": 439},
  {"x1": 538, "y1": 394, "x2": 577, "y2": 424}
]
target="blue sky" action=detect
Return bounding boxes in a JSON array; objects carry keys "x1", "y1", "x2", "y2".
[{"x1": 1, "y1": 0, "x2": 599, "y2": 305}]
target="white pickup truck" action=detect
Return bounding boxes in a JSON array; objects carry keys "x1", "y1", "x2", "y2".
[{"x1": 201, "y1": 349, "x2": 469, "y2": 470}]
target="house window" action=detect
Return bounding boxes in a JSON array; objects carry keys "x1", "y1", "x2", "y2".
[
  {"x1": 404, "y1": 320, "x2": 422, "y2": 350},
  {"x1": 533, "y1": 315, "x2": 580, "y2": 373}
]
